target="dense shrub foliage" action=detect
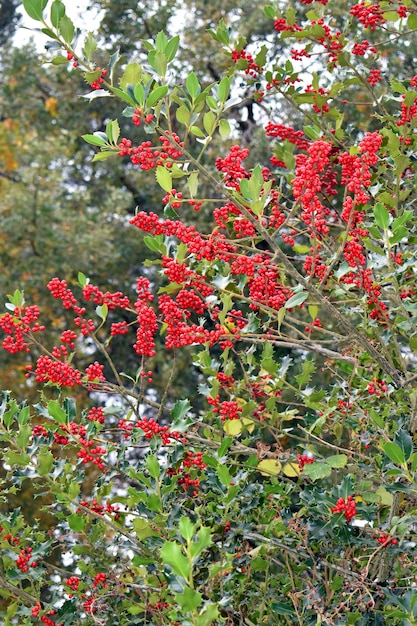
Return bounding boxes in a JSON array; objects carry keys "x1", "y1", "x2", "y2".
[{"x1": 1, "y1": 0, "x2": 417, "y2": 623}]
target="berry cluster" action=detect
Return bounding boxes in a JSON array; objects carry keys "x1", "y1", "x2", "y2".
[
  {"x1": 92, "y1": 572, "x2": 107, "y2": 587},
  {"x1": 265, "y1": 122, "x2": 309, "y2": 151},
  {"x1": 118, "y1": 131, "x2": 184, "y2": 170},
  {"x1": 350, "y1": 2, "x2": 386, "y2": 30},
  {"x1": 82, "y1": 284, "x2": 130, "y2": 310},
  {"x1": 297, "y1": 454, "x2": 315, "y2": 469},
  {"x1": 168, "y1": 452, "x2": 208, "y2": 496},
  {"x1": 367, "y1": 69, "x2": 382, "y2": 87},
  {"x1": 77, "y1": 440, "x2": 106, "y2": 471},
  {"x1": 131, "y1": 107, "x2": 154, "y2": 126},
  {"x1": 31, "y1": 603, "x2": 59, "y2": 626},
  {"x1": 85, "y1": 361, "x2": 105, "y2": 383},
  {"x1": 215, "y1": 145, "x2": 250, "y2": 190},
  {"x1": 352, "y1": 40, "x2": 377, "y2": 56},
  {"x1": 374, "y1": 532, "x2": 398, "y2": 546},
  {"x1": 87, "y1": 407, "x2": 105, "y2": 424},
  {"x1": 90, "y1": 68, "x2": 107, "y2": 90},
  {"x1": 292, "y1": 140, "x2": 332, "y2": 235},
  {"x1": 231, "y1": 48, "x2": 263, "y2": 78},
  {"x1": 367, "y1": 379, "x2": 388, "y2": 396},
  {"x1": 16, "y1": 546, "x2": 38, "y2": 572},
  {"x1": 136, "y1": 416, "x2": 186, "y2": 445},
  {"x1": 64, "y1": 576, "x2": 80, "y2": 591},
  {"x1": 331, "y1": 495, "x2": 357, "y2": 522},
  {"x1": 0, "y1": 305, "x2": 45, "y2": 354}
]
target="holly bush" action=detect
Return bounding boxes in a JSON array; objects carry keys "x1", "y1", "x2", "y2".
[{"x1": 1, "y1": 0, "x2": 417, "y2": 624}]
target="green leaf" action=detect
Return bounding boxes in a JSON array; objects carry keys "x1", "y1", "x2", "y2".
[
  {"x1": 284, "y1": 291, "x2": 308, "y2": 309},
  {"x1": 374, "y1": 202, "x2": 390, "y2": 230},
  {"x1": 217, "y1": 118, "x2": 230, "y2": 138},
  {"x1": 4, "y1": 450, "x2": 30, "y2": 467},
  {"x1": 395, "y1": 430, "x2": 413, "y2": 462},
  {"x1": 18, "y1": 405, "x2": 30, "y2": 425},
  {"x1": 303, "y1": 124, "x2": 321, "y2": 139},
  {"x1": 160, "y1": 541, "x2": 190, "y2": 579},
  {"x1": 188, "y1": 171, "x2": 199, "y2": 197},
  {"x1": 7, "y1": 289, "x2": 25, "y2": 307},
  {"x1": 190, "y1": 125, "x2": 205, "y2": 138},
  {"x1": 50, "y1": 0, "x2": 65, "y2": 28},
  {"x1": 171, "y1": 398, "x2": 191, "y2": 421},
  {"x1": 146, "y1": 454, "x2": 160, "y2": 479},
  {"x1": 326, "y1": 454, "x2": 348, "y2": 469},
  {"x1": 82, "y1": 133, "x2": 108, "y2": 147},
  {"x1": 59, "y1": 15, "x2": 75, "y2": 44},
  {"x1": 69, "y1": 482, "x2": 80, "y2": 499},
  {"x1": 155, "y1": 30, "x2": 168, "y2": 51},
  {"x1": 16, "y1": 424, "x2": 31, "y2": 449},
  {"x1": 303, "y1": 462, "x2": 332, "y2": 480},
  {"x1": 404, "y1": 90, "x2": 417, "y2": 107},
  {"x1": 271, "y1": 602, "x2": 295, "y2": 616},
  {"x1": 82, "y1": 32, "x2": 98, "y2": 62},
  {"x1": 175, "y1": 587, "x2": 202, "y2": 612},
  {"x1": 197, "y1": 604, "x2": 220, "y2": 626},
  {"x1": 218, "y1": 77, "x2": 230, "y2": 103},
  {"x1": 176, "y1": 106, "x2": 191, "y2": 125},
  {"x1": 119, "y1": 63, "x2": 143, "y2": 91},
  {"x1": 91, "y1": 151, "x2": 117, "y2": 162},
  {"x1": 392, "y1": 210, "x2": 412, "y2": 232},
  {"x1": 264, "y1": 5, "x2": 275, "y2": 19},
  {"x1": 51, "y1": 55, "x2": 70, "y2": 65},
  {"x1": 133, "y1": 82, "x2": 145, "y2": 106},
  {"x1": 37, "y1": 449, "x2": 54, "y2": 475},
  {"x1": 190, "y1": 526, "x2": 212, "y2": 559},
  {"x1": 165, "y1": 35, "x2": 180, "y2": 62},
  {"x1": 218, "y1": 437, "x2": 233, "y2": 458},
  {"x1": 106, "y1": 119, "x2": 120, "y2": 145},
  {"x1": 96, "y1": 304, "x2": 108, "y2": 322},
  {"x1": 179, "y1": 516, "x2": 195, "y2": 541},
  {"x1": 77, "y1": 272, "x2": 87, "y2": 288},
  {"x1": 67, "y1": 514, "x2": 87, "y2": 532},
  {"x1": 295, "y1": 359, "x2": 315, "y2": 387},
  {"x1": 383, "y1": 442, "x2": 406, "y2": 466},
  {"x1": 143, "y1": 234, "x2": 165, "y2": 253},
  {"x1": 132, "y1": 518, "x2": 155, "y2": 540},
  {"x1": 206, "y1": 95, "x2": 218, "y2": 111},
  {"x1": 203, "y1": 110, "x2": 216, "y2": 135},
  {"x1": 408, "y1": 13, "x2": 417, "y2": 29},
  {"x1": 186, "y1": 72, "x2": 200, "y2": 99},
  {"x1": 148, "y1": 50, "x2": 167, "y2": 77},
  {"x1": 156, "y1": 166, "x2": 172, "y2": 192},
  {"x1": 382, "y1": 11, "x2": 400, "y2": 21},
  {"x1": 23, "y1": 0, "x2": 47, "y2": 21},
  {"x1": 217, "y1": 464, "x2": 232, "y2": 486},
  {"x1": 146, "y1": 84, "x2": 168, "y2": 109},
  {"x1": 47, "y1": 400, "x2": 67, "y2": 424},
  {"x1": 390, "y1": 78, "x2": 407, "y2": 94}
]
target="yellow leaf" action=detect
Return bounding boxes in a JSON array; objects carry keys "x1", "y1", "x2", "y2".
[
  {"x1": 242, "y1": 417, "x2": 255, "y2": 433},
  {"x1": 45, "y1": 97, "x2": 59, "y2": 117},
  {"x1": 283, "y1": 462, "x2": 301, "y2": 477},
  {"x1": 223, "y1": 419, "x2": 242, "y2": 435},
  {"x1": 257, "y1": 459, "x2": 282, "y2": 476},
  {"x1": 375, "y1": 486, "x2": 393, "y2": 506}
]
